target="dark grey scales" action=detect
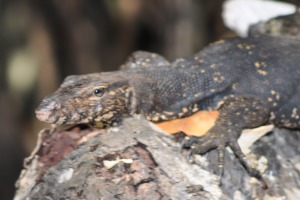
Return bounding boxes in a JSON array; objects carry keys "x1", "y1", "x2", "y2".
[{"x1": 35, "y1": 36, "x2": 300, "y2": 188}]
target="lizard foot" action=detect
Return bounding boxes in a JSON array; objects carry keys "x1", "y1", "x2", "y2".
[{"x1": 180, "y1": 133, "x2": 268, "y2": 189}]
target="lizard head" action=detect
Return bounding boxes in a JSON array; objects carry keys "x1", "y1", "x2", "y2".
[{"x1": 35, "y1": 72, "x2": 134, "y2": 127}]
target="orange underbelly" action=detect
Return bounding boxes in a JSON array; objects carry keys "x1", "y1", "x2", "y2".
[{"x1": 155, "y1": 110, "x2": 219, "y2": 136}]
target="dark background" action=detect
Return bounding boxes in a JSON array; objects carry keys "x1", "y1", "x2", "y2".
[{"x1": 0, "y1": 0, "x2": 295, "y2": 199}]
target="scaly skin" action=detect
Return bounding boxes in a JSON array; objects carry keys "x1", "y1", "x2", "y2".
[
  {"x1": 249, "y1": 11, "x2": 300, "y2": 38},
  {"x1": 36, "y1": 36, "x2": 300, "y2": 188}
]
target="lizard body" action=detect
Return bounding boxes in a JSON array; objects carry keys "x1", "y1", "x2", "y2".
[{"x1": 36, "y1": 35, "x2": 300, "y2": 186}]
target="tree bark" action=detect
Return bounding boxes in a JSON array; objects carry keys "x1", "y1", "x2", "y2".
[{"x1": 14, "y1": 117, "x2": 300, "y2": 200}]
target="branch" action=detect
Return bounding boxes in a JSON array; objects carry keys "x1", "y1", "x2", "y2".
[{"x1": 14, "y1": 117, "x2": 300, "y2": 199}]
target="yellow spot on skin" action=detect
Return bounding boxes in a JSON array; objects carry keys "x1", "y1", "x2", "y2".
[
  {"x1": 178, "y1": 112, "x2": 185, "y2": 117},
  {"x1": 245, "y1": 44, "x2": 255, "y2": 50},
  {"x1": 160, "y1": 115, "x2": 167, "y2": 120},
  {"x1": 192, "y1": 107, "x2": 198, "y2": 112},
  {"x1": 237, "y1": 43, "x2": 255, "y2": 50},
  {"x1": 151, "y1": 116, "x2": 159, "y2": 121},
  {"x1": 257, "y1": 70, "x2": 267, "y2": 76},
  {"x1": 270, "y1": 90, "x2": 280, "y2": 100},
  {"x1": 108, "y1": 91, "x2": 116, "y2": 95},
  {"x1": 210, "y1": 64, "x2": 216, "y2": 68},
  {"x1": 212, "y1": 72, "x2": 225, "y2": 83},
  {"x1": 255, "y1": 62, "x2": 260, "y2": 68},
  {"x1": 194, "y1": 93, "x2": 202, "y2": 97},
  {"x1": 163, "y1": 111, "x2": 174, "y2": 115},
  {"x1": 216, "y1": 101, "x2": 224, "y2": 108},
  {"x1": 271, "y1": 90, "x2": 276, "y2": 95},
  {"x1": 232, "y1": 83, "x2": 237, "y2": 90},
  {"x1": 102, "y1": 112, "x2": 114, "y2": 119},
  {"x1": 213, "y1": 39, "x2": 225, "y2": 45},
  {"x1": 88, "y1": 96, "x2": 103, "y2": 101},
  {"x1": 200, "y1": 69, "x2": 206, "y2": 73},
  {"x1": 268, "y1": 98, "x2": 272, "y2": 102},
  {"x1": 292, "y1": 108, "x2": 298, "y2": 118},
  {"x1": 182, "y1": 107, "x2": 188, "y2": 113}
]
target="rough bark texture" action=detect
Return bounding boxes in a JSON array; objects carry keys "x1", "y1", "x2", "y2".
[{"x1": 14, "y1": 117, "x2": 300, "y2": 200}]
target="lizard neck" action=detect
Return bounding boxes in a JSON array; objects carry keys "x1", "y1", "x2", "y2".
[{"x1": 128, "y1": 67, "x2": 236, "y2": 121}]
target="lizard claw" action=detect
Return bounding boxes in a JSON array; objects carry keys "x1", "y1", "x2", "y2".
[
  {"x1": 180, "y1": 136, "x2": 192, "y2": 153},
  {"x1": 187, "y1": 148, "x2": 195, "y2": 161},
  {"x1": 179, "y1": 137, "x2": 188, "y2": 153},
  {"x1": 180, "y1": 131, "x2": 268, "y2": 189}
]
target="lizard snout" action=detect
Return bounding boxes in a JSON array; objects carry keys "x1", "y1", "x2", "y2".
[{"x1": 35, "y1": 101, "x2": 60, "y2": 123}]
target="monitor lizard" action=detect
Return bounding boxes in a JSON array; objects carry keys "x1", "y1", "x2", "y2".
[{"x1": 35, "y1": 35, "x2": 300, "y2": 188}]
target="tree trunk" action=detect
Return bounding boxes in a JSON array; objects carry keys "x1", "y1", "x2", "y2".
[{"x1": 14, "y1": 117, "x2": 300, "y2": 200}]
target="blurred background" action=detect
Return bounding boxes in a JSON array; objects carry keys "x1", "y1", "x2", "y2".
[{"x1": 0, "y1": 0, "x2": 296, "y2": 199}]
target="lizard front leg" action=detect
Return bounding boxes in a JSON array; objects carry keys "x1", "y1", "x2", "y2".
[{"x1": 180, "y1": 96, "x2": 270, "y2": 188}]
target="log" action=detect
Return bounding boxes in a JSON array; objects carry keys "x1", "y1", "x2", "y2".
[{"x1": 14, "y1": 116, "x2": 300, "y2": 200}]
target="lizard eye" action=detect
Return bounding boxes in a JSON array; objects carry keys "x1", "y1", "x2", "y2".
[{"x1": 93, "y1": 87, "x2": 106, "y2": 97}]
